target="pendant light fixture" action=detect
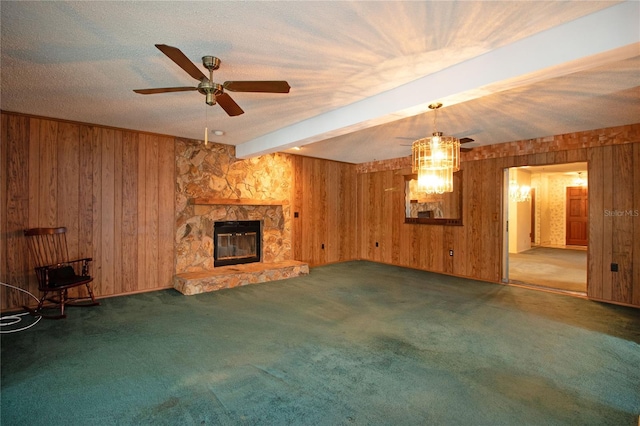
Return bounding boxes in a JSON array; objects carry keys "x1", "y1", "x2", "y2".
[
  {"x1": 412, "y1": 103, "x2": 460, "y2": 194},
  {"x1": 509, "y1": 179, "x2": 531, "y2": 202}
]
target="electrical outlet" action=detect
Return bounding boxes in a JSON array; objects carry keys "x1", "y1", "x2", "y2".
[
  {"x1": 294, "y1": 212, "x2": 299, "y2": 218},
  {"x1": 449, "y1": 249, "x2": 454, "y2": 257},
  {"x1": 611, "y1": 263, "x2": 618, "y2": 272},
  {"x1": 321, "y1": 243, "x2": 325, "y2": 250},
  {"x1": 376, "y1": 242, "x2": 379, "y2": 247}
]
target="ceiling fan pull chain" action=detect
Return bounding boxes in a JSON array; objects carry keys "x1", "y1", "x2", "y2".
[{"x1": 205, "y1": 100, "x2": 209, "y2": 146}]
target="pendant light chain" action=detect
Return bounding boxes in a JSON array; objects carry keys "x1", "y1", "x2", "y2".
[{"x1": 432, "y1": 105, "x2": 438, "y2": 135}]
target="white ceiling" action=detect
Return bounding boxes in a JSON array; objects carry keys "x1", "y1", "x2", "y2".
[{"x1": 2, "y1": 1, "x2": 639, "y2": 164}]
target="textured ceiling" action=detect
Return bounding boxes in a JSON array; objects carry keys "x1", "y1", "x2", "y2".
[{"x1": 1, "y1": 1, "x2": 639, "y2": 164}]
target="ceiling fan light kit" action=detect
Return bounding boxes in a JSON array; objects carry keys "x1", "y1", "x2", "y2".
[
  {"x1": 133, "y1": 44, "x2": 290, "y2": 117},
  {"x1": 412, "y1": 103, "x2": 461, "y2": 194}
]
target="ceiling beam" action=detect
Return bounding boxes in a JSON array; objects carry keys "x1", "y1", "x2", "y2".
[{"x1": 236, "y1": 1, "x2": 639, "y2": 159}]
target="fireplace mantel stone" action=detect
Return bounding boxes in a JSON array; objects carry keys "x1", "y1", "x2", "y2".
[{"x1": 190, "y1": 198, "x2": 289, "y2": 206}]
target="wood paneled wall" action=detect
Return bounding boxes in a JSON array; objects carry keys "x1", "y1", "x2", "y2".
[
  {"x1": 291, "y1": 155, "x2": 358, "y2": 266},
  {"x1": 3, "y1": 111, "x2": 637, "y2": 310},
  {"x1": 357, "y1": 129, "x2": 640, "y2": 308},
  {"x1": 357, "y1": 161, "x2": 502, "y2": 282},
  {"x1": 1, "y1": 112, "x2": 175, "y2": 311},
  {"x1": 587, "y1": 143, "x2": 640, "y2": 306}
]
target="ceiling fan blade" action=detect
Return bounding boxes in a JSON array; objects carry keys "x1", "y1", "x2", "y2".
[
  {"x1": 134, "y1": 87, "x2": 198, "y2": 95},
  {"x1": 460, "y1": 137, "x2": 475, "y2": 144},
  {"x1": 223, "y1": 81, "x2": 290, "y2": 93},
  {"x1": 155, "y1": 44, "x2": 207, "y2": 81},
  {"x1": 216, "y1": 93, "x2": 244, "y2": 116}
]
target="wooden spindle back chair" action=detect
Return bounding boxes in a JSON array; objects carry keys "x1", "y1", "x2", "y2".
[{"x1": 24, "y1": 227, "x2": 99, "y2": 319}]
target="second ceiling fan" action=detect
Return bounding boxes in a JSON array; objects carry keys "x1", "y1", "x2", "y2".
[{"x1": 134, "y1": 44, "x2": 290, "y2": 116}]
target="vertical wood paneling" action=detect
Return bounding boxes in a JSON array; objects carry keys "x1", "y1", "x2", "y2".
[
  {"x1": 467, "y1": 161, "x2": 483, "y2": 279},
  {"x1": 3, "y1": 115, "x2": 30, "y2": 308},
  {"x1": 633, "y1": 143, "x2": 640, "y2": 306},
  {"x1": 136, "y1": 133, "x2": 147, "y2": 292},
  {"x1": 1, "y1": 113, "x2": 176, "y2": 312},
  {"x1": 381, "y1": 171, "x2": 395, "y2": 265},
  {"x1": 113, "y1": 129, "x2": 124, "y2": 295},
  {"x1": 325, "y1": 161, "x2": 338, "y2": 263},
  {"x1": 587, "y1": 148, "x2": 604, "y2": 299},
  {"x1": 291, "y1": 156, "x2": 303, "y2": 261},
  {"x1": 488, "y1": 158, "x2": 503, "y2": 281},
  {"x1": 391, "y1": 172, "x2": 404, "y2": 266},
  {"x1": 356, "y1": 172, "x2": 368, "y2": 261},
  {"x1": 27, "y1": 119, "x2": 40, "y2": 228},
  {"x1": 1, "y1": 113, "x2": 7, "y2": 291},
  {"x1": 56, "y1": 122, "x2": 80, "y2": 258},
  {"x1": 91, "y1": 126, "x2": 103, "y2": 295},
  {"x1": 78, "y1": 125, "x2": 94, "y2": 279},
  {"x1": 0, "y1": 114, "x2": 6, "y2": 312},
  {"x1": 144, "y1": 134, "x2": 160, "y2": 290},
  {"x1": 453, "y1": 165, "x2": 469, "y2": 277},
  {"x1": 39, "y1": 120, "x2": 58, "y2": 226},
  {"x1": 317, "y1": 158, "x2": 327, "y2": 262},
  {"x1": 291, "y1": 156, "x2": 357, "y2": 266},
  {"x1": 601, "y1": 145, "x2": 614, "y2": 301},
  {"x1": 100, "y1": 128, "x2": 116, "y2": 295},
  {"x1": 121, "y1": 132, "x2": 139, "y2": 292},
  {"x1": 157, "y1": 135, "x2": 175, "y2": 288},
  {"x1": 611, "y1": 143, "x2": 634, "y2": 303},
  {"x1": 479, "y1": 158, "x2": 494, "y2": 280}
]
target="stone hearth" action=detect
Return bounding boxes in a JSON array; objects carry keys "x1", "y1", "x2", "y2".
[{"x1": 174, "y1": 260, "x2": 309, "y2": 295}]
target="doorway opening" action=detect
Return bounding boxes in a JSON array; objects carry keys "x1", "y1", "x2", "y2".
[{"x1": 503, "y1": 163, "x2": 588, "y2": 294}]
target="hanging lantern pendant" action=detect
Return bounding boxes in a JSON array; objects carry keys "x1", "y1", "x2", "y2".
[{"x1": 411, "y1": 103, "x2": 460, "y2": 194}]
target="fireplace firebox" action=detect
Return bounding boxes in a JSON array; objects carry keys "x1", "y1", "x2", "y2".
[{"x1": 213, "y1": 220, "x2": 261, "y2": 267}]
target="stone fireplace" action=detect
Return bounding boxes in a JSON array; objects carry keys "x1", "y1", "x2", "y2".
[
  {"x1": 213, "y1": 220, "x2": 261, "y2": 267},
  {"x1": 175, "y1": 139, "x2": 294, "y2": 274},
  {"x1": 173, "y1": 139, "x2": 308, "y2": 296}
]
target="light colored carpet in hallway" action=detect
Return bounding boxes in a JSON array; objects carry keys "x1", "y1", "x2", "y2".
[{"x1": 509, "y1": 247, "x2": 587, "y2": 292}]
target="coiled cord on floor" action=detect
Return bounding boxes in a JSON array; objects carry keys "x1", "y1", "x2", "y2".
[{"x1": 0, "y1": 282, "x2": 42, "y2": 333}]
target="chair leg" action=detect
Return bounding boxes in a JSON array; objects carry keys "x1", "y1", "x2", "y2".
[
  {"x1": 24, "y1": 289, "x2": 66, "y2": 319},
  {"x1": 59, "y1": 289, "x2": 67, "y2": 318},
  {"x1": 36, "y1": 290, "x2": 48, "y2": 313},
  {"x1": 85, "y1": 282, "x2": 99, "y2": 305}
]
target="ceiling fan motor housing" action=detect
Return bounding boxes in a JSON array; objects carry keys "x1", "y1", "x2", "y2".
[{"x1": 198, "y1": 82, "x2": 224, "y2": 105}]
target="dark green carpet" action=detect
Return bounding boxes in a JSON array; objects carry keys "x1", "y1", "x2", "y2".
[{"x1": 2, "y1": 261, "x2": 639, "y2": 425}]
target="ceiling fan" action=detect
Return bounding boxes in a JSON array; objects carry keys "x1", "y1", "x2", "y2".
[
  {"x1": 397, "y1": 137, "x2": 476, "y2": 152},
  {"x1": 133, "y1": 44, "x2": 290, "y2": 116}
]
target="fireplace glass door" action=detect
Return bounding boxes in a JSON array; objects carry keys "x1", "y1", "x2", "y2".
[{"x1": 214, "y1": 221, "x2": 261, "y2": 267}]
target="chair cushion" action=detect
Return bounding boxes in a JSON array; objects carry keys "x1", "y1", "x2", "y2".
[{"x1": 48, "y1": 265, "x2": 87, "y2": 287}]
